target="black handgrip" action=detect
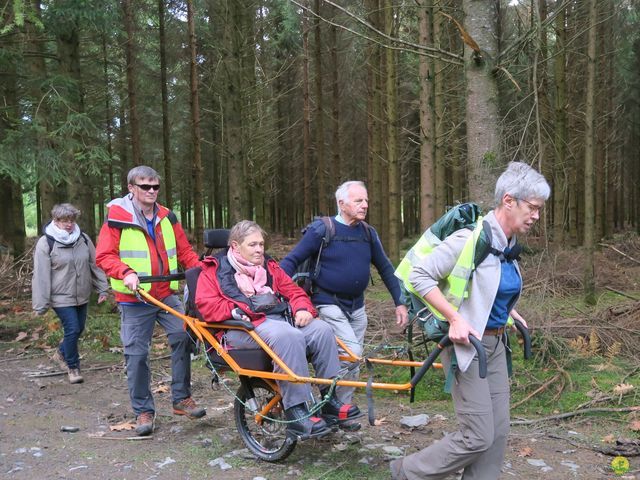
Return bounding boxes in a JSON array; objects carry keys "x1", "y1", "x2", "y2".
[
  {"x1": 468, "y1": 335, "x2": 487, "y2": 378},
  {"x1": 409, "y1": 336, "x2": 451, "y2": 387},
  {"x1": 513, "y1": 319, "x2": 532, "y2": 360},
  {"x1": 138, "y1": 273, "x2": 186, "y2": 283},
  {"x1": 409, "y1": 335, "x2": 487, "y2": 387}
]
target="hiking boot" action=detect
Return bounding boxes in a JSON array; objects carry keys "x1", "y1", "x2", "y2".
[
  {"x1": 173, "y1": 397, "x2": 206, "y2": 419},
  {"x1": 51, "y1": 349, "x2": 67, "y2": 371},
  {"x1": 67, "y1": 368, "x2": 84, "y2": 384},
  {"x1": 284, "y1": 403, "x2": 332, "y2": 440},
  {"x1": 135, "y1": 411, "x2": 155, "y2": 436},
  {"x1": 320, "y1": 390, "x2": 362, "y2": 430}
]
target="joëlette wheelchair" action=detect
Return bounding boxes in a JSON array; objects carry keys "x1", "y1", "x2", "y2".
[{"x1": 137, "y1": 229, "x2": 491, "y2": 462}]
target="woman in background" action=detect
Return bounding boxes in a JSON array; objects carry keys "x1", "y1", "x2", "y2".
[{"x1": 32, "y1": 203, "x2": 109, "y2": 384}]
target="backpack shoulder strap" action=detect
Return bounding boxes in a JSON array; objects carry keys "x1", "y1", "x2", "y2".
[
  {"x1": 319, "y1": 216, "x2": 335, "y2": 246},
  {"x1": 360, "y1": 220, "x2": 373, "y2": 243},
  {"x1": 46, "y1": 236, "x2": 55, "y2": 255},
  {"x1": 473, "y1": 220, "x2": 493, "y2": 269}
]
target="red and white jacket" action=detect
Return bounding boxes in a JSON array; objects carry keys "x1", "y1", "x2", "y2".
[
  {"x1": 195, "y1": 253, "x2": 317, "y2": 328},
  {"x1": 96, "y1": 195, "x2": 200, "y2": 303}
]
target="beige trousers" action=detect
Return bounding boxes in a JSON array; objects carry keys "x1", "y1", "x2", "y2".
[{"x1": 397, "y1": 334, "x2": 510, "y2": 480}]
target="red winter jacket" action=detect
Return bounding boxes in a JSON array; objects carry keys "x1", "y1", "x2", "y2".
[
  {"x1": 96, "y1": 195, "x2": 200, "y2": 303},
  {"x1": 195, "y1": 253, "x2": 317, "y2": 328}
]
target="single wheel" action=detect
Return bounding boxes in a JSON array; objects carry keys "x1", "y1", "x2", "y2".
[{"x1": 234, "y1": 377, "x2": 296, "y2": 462}]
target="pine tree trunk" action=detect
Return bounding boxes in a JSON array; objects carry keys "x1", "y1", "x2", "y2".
[
  {"x1": 187, "y1": 0, "x2": 203, "y2": 250},
  {"x1": 463, "y1": 0, "x2": 501, "y2": 210},
  {"x1": 122, "y1": 0, "x2": 141, "y2": 166},
  {"x1": 583, "y1": 0, "x2": 597, "y2": 304},
  {"x1": 0, "y1": 24, "x2": 25, "y2": 257},
  {"x1": 102, "y1": 34, "x2": 115, "y2": 201},
  {"x1": 330, "y1": 22, "x2": 342, "y2": 187},
  {"x1": 553, "y1": 3, "x2": 567, "y2": 244},
  {"x1": 366, "y1": 0, "x2": 382, "y2": 232},
  {"x1": 384, "y1": 0, "x2": 400, "y2": 263},
  {"x1": 433, "y1": 0, "x2": 446, "y2": 217},
  {"x1": 418, "y1": 0, "x2": 435, "y2": 231},
  {"x1": 57, "y1": 18, "x2": 95, "y2": 238},
  {"x1": 223, "y1": 0, "x2": 250, "y2": 223},
  {"x1": 25, "y1": 0, "x2": 63, "y2": 229},
  {"x1": 302, "y1": 4, "x2": 313, "y2": 222},
  {"x1": 314, "y1": 0, "x2": 328, "y2": 214},
  {"x1": 158, "y1": 0, "x2": 173, "y2": 209}
]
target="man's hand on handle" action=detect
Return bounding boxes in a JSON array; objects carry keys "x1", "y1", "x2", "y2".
[
  {"x1": 123, "y1": 272, "x2": 140, "y2": 292},
  {"x1": 395, "y1": 305, "x2": 409, "y2": 327}
]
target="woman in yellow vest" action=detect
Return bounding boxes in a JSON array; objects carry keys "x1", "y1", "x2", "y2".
[{"x1": 391, "y1": 162, "x2": 550, "y2": 480}]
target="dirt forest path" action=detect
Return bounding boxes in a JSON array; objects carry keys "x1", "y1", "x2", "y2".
[{"x1": 0, "y1": 351, "x2": 628, "y2": 480}]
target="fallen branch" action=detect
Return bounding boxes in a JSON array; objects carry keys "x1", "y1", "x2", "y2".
[
  {"x1": 87, "y1": 434, "x2": 153, "y2": 441},
  {"x1": 25, "y1": 364, "x2": 122, "y2": 378},
  {"x1": 599, "y1": 243, "x2": 640, "y2": 265},
  {"x1": 512, "y1": 373, "x2": 560, "y2": 409},
  {"x1": 24, "y1": 354, "x2": 171, "y2": 377},
  {"x1": 604, "y1": 287, "x2": 640, "y2": 301},
  {"x1": 511, "y1": 406, "x2": 640, "y2": 425},
  {"x1": 547, "y1": 434, "x2": 640, "y2": 458}
]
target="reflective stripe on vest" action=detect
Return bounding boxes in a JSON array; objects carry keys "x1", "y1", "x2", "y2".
[
  {"x1": 110, "y1": 217, "x2": 179, "y2": 294},
  {"x1": 394, "y1": 218, "x2": 484, "y2": 321}
]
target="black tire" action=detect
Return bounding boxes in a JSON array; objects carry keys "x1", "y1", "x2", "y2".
[{"x1": 234, "y1": 377, "x2": 296, "y2": 462}]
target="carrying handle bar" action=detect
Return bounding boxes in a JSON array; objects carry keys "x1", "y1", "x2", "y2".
[
  {"x1": 513, "y1": 319, "x2": 532, "y2": 360},
  {"x1": 137, "y1": 273, "x2": 186, "y2": 283},
  {"x1": 409, "y1": 335, "x2": 487, "y2": 387}
]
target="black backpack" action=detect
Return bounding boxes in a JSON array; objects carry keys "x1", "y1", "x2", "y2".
[{"x1": 291, "y1": 216, "x2": 372, "y2": 295}]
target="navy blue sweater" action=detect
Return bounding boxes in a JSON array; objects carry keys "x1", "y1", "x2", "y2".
[{"x1": 280, "y1": 218, "x2": 403, "y2": 312}]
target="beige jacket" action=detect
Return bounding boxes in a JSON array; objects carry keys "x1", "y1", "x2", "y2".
[
  {"x1": 32, "y1": 233, "x2": 109, "y2": 312},
  {"x1": 409, "y1": 211, "x2": 522, "y2": 372}
]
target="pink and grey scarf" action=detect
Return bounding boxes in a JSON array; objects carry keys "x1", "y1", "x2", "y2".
[{"x1": 227, "y1": 248, "x2": 273, "y2": 297}]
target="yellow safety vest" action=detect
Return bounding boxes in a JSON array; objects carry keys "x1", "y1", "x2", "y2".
[
  {"x1": 110, "y1": 217, "x2": 179, "y2": 294},
  {"x1": 395, "y1": 218, "x2": 484, "y2": 321}
]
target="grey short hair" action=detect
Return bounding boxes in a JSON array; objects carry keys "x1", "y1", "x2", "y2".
[
  {"x1": 127, "y1": 165, "x2": 161, "y2": 185},
  {"x1": 494, "y1": 162, "x2": 550, "y2": 206},
  {"x1": 335, "y1": 180, "x2": 367, "y2": 212},
  {"x1": 51, "y1": 203, "x2": 81, "y2": 221},
  {"x1": 228, "y1": 220, "x2": 267, "y2": 246}
]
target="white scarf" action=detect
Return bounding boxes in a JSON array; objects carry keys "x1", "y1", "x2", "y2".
[{"x1": 45, "y1": 222, "x2": 81, "y2": 246}]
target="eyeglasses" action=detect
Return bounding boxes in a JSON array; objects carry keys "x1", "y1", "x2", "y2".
[
  {"x1": 516, "y1": 198, "x2": 543, "y2": 214},
  {"x1": 135, "y1": 183, "x2": 161, "y2": 192}
]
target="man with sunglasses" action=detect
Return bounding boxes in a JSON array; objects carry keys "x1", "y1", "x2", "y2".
[{"x1": 96, "y1": 166, "x2": 204, "y2": 436}]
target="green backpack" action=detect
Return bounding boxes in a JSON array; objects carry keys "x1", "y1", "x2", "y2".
[{"x1": 395, "y1": 202, "x2": 494, "y2": 342}]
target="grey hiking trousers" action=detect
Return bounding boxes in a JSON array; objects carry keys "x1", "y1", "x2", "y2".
[
  {"x1": 225, "y1": 314, "x2": 341, "y2": 409},
  {"x1": 396, "y1": 333, "x2": 510, "y2": 480},
  {"x1": 119, "y1": 295, "x2": 192, "y2": 415}
]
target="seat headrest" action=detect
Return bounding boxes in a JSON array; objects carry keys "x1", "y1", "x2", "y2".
[{"x1": 204, "y1": 229, "x2": 230, "y2": 249}]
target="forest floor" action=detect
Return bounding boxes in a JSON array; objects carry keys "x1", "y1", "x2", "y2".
[
  {"x1": 1, "y1": 232, "x2": 640, "y2": 479},
  {"x1": 0, "y1": 347, "x2": 629, "y2": 480}
]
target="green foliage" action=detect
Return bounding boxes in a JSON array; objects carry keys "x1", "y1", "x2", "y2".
[{"x1": 0, "y1": 0, "x2": 44, "y2": 34}]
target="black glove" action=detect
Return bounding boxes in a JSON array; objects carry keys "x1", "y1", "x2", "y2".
[{"x1": 231, "y1": 308, "x2": 249, "y2": 321}]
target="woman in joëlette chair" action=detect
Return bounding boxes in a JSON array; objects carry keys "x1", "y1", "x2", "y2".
[{"x1": 195, "y1": 220, "x2": 362, "y2": 440}]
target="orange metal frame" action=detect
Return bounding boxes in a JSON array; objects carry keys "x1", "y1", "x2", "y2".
[{"x1": 138, "y1": 289, "x2": 441, "y2": 393}]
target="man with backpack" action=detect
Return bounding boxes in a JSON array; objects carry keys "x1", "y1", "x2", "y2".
[
  {"x1": 280, "y1": 181, "x2": 408, "y2": 429},
  {"x1": 390, "y1": 162, "x2": 550, "y2": 480}
]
